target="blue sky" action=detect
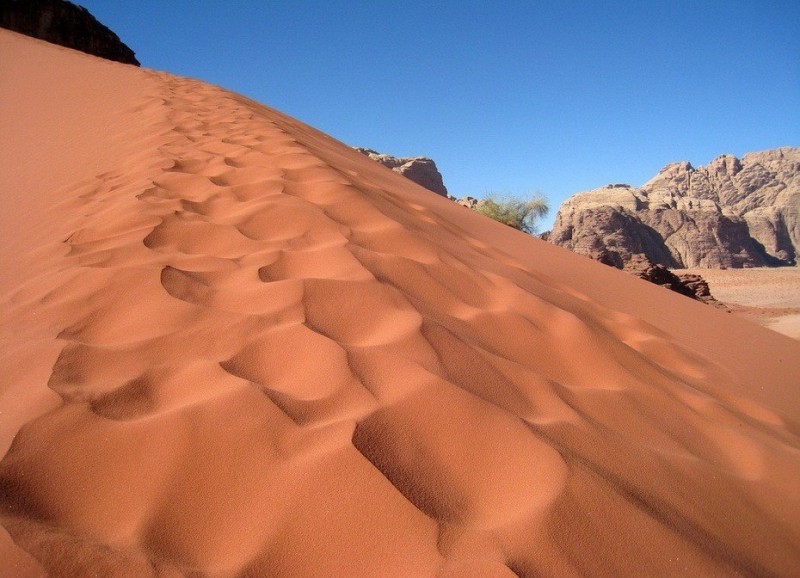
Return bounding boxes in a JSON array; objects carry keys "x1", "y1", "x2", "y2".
[{"x1": 79, "y1": 1, "x2": 798, "y2": 229}]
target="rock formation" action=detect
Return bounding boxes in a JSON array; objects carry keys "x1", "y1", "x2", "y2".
[
  {"x1": 0, "y1": 0, "x2": 139, "y2": 65},
  {"x1": 549, "y1": 147, "x2": 800, "y2": 268},
  {"x1": 451, "y1": 196, "x2": 480, "y2": 209},
  {"x1": 355, "y1": 147, "x2": 448, "y2": 197},
  {"x1": 677, "y1": 272, "x2": 721, "y2": 306},
  {"x1": 619, "y1": 253, "x2": 725, "y2": 308}
]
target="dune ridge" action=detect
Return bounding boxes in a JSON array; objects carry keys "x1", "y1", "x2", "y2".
[{"x1": 1, "y1": 30, "x2": 800, "y2": 576}]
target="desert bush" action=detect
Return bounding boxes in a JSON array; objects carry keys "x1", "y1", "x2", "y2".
[{"x1": 475, "y1": 193, "x2": 549, "y2": 234}]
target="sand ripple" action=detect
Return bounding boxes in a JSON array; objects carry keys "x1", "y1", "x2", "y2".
[{"x1": 2, "y1": 31, "x2": 800, "y2": 577}]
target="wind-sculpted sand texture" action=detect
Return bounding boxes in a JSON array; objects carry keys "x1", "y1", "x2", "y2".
[{"x1": 2, "y1": 30, "x2": 800, "y2": 577}]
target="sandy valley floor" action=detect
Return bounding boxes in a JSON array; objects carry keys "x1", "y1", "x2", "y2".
[{"x1": 679, "y1": 267, "x2": 800, "y2": 340}]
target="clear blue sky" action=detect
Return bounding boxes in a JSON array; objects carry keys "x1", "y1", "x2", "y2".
[{"x1": 79, "y1": 0, "x2": 798, "y2": 229}]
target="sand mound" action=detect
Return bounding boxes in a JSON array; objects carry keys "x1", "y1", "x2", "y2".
[{"x1": 2, "y1": 30, "x2": 799, "y2": 577}]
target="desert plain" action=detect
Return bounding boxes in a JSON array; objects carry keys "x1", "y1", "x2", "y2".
[{"x1": 679, "y1": 267, "x2": 800, "y2": 340}]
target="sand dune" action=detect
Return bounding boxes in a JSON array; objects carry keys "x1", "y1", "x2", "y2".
[{"x1": 2, "y1": 29, "x2": 800, "y2": 577}]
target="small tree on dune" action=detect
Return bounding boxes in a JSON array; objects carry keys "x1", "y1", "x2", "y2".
[{"x1": 475, "y1": 193, "x2": 549, "y2": 234}]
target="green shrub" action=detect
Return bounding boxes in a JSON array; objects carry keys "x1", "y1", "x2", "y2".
[{"x1": 475, "y1": 193, "x2": 549, "y2": 234}]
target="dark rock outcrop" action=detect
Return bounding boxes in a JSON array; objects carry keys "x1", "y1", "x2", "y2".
[
  {"x1": 355, "y1": 147, "x2": 448, "y2": 197},
  {"x1": 619, "y1": 253, "x2": 725, "y2": 307},
  {"x1": 1, "y1": 0, "x2": 139, "y2": 65},
  {"x1": 622, "y1": 254, "x2": 696, "y2": 298},
  {"x1": 677, "y1": 273, "x2": 721, "y2": 306},
  {"x1": 549, "y1": 147, "x2": 800, "y2": 268}
]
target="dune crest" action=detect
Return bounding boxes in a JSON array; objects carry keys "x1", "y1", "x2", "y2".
[{"x1": 1, "y1": 30, "x2": 799, "y2": 576}]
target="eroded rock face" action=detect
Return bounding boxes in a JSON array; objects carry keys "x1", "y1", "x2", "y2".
[
  {"x1": 550, "y1": 147, "x2": 800, "y2": 268},
  {"x1": 619, "y1": 254, "x2": 725, "y2": 308},
  {"x1": 0, "y1": 0, "x2": 139, "y2": 65},
  {"x1": 355, "y1": 148, "x2": 448, "y2": 197}
]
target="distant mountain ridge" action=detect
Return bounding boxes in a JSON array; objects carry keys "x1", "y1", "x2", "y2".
[{"x1": 549, "y1": 147, "x2": 800, "y2": 268}]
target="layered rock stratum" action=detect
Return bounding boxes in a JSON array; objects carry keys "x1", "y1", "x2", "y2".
[
  {"x1": 0, "y1": 0, "x2": 139, "y2": 65},
  {"x1": 355, "y1": 147, "x2": 448, "y2": 197},
  {"x1": 549, "y1": 148, "x2": 800, "y2": 268},
  {"x1": 2, "y1": 29, "x2": 800, "y2": 577}
]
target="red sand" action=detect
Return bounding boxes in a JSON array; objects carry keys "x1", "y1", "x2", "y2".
[{"x1": 1, "y1": 30, "x2": 799, "y2": 577}]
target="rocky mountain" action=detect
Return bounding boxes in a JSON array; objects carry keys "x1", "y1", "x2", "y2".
[
  {"x1": 1, "y1": 0, "x2": 139, "y2": 65},
  {"x1": 549, "y1": 147, "x2": 800, "y2": 268},
  {"x1": 355, "y1": 147, "x2": 448, "y2": 197}
]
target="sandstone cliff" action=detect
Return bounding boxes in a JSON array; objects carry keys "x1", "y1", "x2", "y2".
[
  {"x1": 549, "y1": 147, "x2": 800, "y2": 268},
  {"x1": 355, "y1": 147, "x2": 448, "y2": 197},
  {"x1": 1, "y1": 0, "x2": 139, "y2": 65}
]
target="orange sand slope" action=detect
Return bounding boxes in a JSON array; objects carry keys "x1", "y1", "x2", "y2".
[{"x1": 2, "y1": 29, "x2": 800, "y2": 577}]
